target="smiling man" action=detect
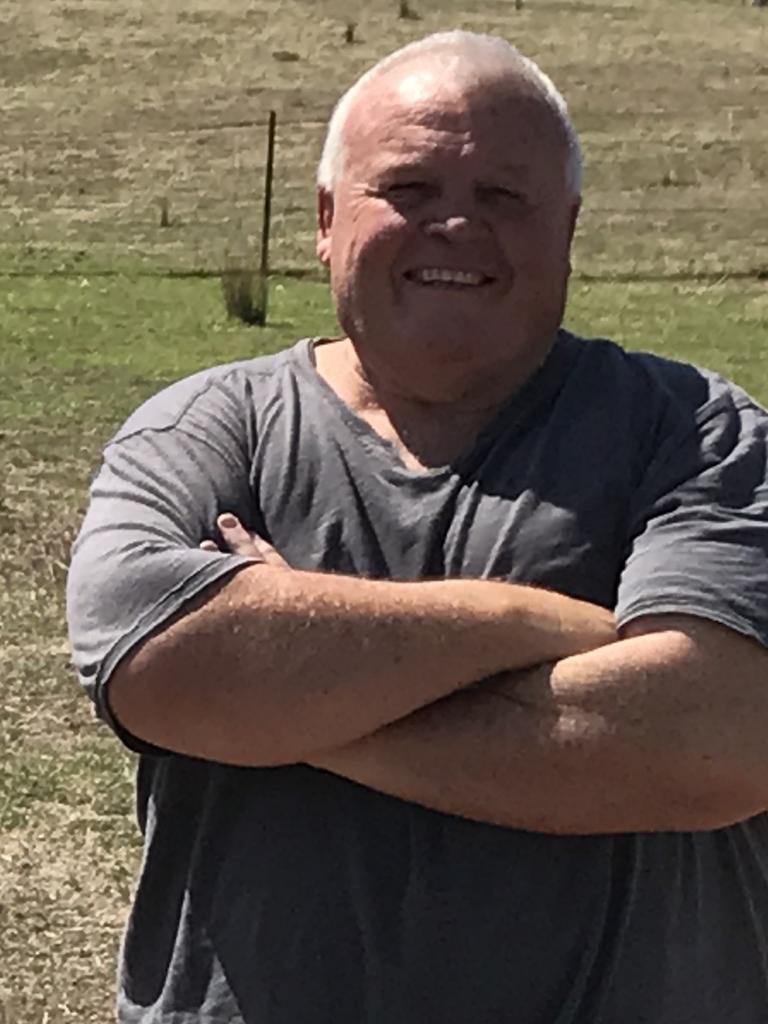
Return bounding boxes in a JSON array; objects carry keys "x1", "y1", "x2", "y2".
[
  {"x1": 67, "y1": 32, "x2": 768, "y2": 1024},
  {"x1": 315, "y1": 52, "x2": 579, "y2": 420}
]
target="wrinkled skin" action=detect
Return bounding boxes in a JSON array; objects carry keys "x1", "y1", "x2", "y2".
[{"x1": 316, "y1": 65, "x2": 581, "y2": 407}]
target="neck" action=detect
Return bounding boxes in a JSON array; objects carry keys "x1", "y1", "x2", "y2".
[
  {"x1": 313, "y1": 335, "x2": 556, "y2": 468},
  {"x1": 319, "y1": 335, "x2": 554, "y2": 408}
]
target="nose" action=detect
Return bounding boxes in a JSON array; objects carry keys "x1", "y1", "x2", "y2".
[
  {"x1": 421, "y1": 212, "x2": 486, "y2": 241},
  {"x1": 426, "y1": 215, "x2": 467, "y2": 233}
]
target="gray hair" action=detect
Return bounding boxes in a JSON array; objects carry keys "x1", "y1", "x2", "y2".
[{"x1": 317, "y1": 31, "x2": 582, "y2": 198}]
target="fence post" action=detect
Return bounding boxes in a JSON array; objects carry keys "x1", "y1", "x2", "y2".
[{"x1": 257, "y1": 109, "x2": 277, "y2": 323}]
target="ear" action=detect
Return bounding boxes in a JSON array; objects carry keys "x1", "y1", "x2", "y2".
[
  {"x1": 567, "y1": 199, "x2": 581, "y2": 245},
  {"x1": 316, "y1": 187, "x2": 334, "y2": 265},
  {"x1": 565, "y1": 198, "x2": 581, "y2": 276}
]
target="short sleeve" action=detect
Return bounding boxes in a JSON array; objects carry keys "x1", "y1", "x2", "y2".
[
  {"x1": 616, "y1": 379, "x2": 768, "y2": 648},
  {"x1": 66, "y1": 366, "x2": 263, "y2": 750}
]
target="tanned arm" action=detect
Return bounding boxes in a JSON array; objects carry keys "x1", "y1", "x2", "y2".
[
  {"x1": 311, "y1": 615, "x2": 768, "y2": 833},
  {"x1": 108, "y1": 516, "x2": 616, "y2": 766}
]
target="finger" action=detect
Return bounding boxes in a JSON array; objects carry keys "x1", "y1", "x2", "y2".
[
  {"x1": 258, "y1": 542, "x2": 290, "y2": 568},
  {"x1": 199, "y1": 539, "x2": 219, "y2": 552},
  {"x1": 256, "y1": 536, "x2": 294, "y2": 569},
  {"x1": 217, "y1": 513, "x2": 264, "y2": 557},
  {"x1": 217, "y1": 513, "x2": 290, "y2": 567}
]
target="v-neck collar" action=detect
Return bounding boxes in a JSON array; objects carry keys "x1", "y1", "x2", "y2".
[{"x1": 291, "y1": 332, "x2": 579, "y2": 482}]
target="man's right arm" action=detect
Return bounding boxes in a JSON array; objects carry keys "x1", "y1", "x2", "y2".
[
  {"x1": 108, "y1": 561, "x2": 615, "y2": 766},
  {"x1": 66, "y1": 376, "x2": 614, "y2": 767}
]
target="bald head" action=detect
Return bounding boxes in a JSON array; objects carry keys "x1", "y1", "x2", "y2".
[{"x1": 317, "y1": 31, "x2": 582, "y2": 199}]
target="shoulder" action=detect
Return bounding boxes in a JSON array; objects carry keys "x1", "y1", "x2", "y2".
[
  {"x1": 564, "y1": 331, "x2": 766, "y2": 438},
  {"x1": 110, "y1": 340, "x2": 309, "y2": 445}
]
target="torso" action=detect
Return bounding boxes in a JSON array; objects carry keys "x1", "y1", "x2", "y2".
[{"x1": 118, "y1": 334, "x2": 768, "y2": 1023}]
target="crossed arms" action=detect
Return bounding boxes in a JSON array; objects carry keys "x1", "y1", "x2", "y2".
[{"x1": 108, "y1": 516, "x2": 768, "y2": 835}]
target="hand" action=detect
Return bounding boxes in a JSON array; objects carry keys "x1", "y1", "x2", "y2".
[{"x1": 200, "y1": 513, "x2": 289, "y2": 567}]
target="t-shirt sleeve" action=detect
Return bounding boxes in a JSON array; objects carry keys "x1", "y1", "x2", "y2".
[
  {"x1": 615, "y1": 379, "x2": 768, "y2": 647},
  {"x1": 66, "y1": 368, "x2": 262, "y2": 751}
]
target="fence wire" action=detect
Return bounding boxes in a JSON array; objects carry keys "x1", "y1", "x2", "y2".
[{"x1": 2, "y1": 108, "x2": 766, "y2": 281}]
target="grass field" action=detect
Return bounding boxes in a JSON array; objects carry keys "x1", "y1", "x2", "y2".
[
  {"x1": 1, "y1": 0, "x2": 767, "y2": 1020},
  {"x1": 1, "y1": 0, "x2": 766, "y2": 278}
]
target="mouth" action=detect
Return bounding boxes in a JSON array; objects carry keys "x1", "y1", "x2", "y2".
[{"x1": 404, "y1": 267, "x2": 495, "y2": 289}]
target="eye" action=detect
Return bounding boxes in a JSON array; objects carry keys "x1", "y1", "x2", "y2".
[
  {"x1": 383, "y1": 181, "x2": 433, "y2": 206},
  {"x1": 478, "y1": 185, "x2": 526, "y2": 204}
]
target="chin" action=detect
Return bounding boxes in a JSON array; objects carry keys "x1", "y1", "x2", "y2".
[
  {"x1": 403, "y1": 321, "x2": 504, "y2": 360},
  {"x1": 426, "y1": 338, "x2": 486, "y2": 364}
]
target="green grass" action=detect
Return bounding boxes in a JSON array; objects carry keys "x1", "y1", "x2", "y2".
[
  {"x1": 0, "y1": 274, "x2": 338, "y2": 429},
  {"x1": 3, "y1": 274, "x2": 765, "y2": 430},
  {"x1": 568, "y1": 280, "x2": 768, "y2": 403}
]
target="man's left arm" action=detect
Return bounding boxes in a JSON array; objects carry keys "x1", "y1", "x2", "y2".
[
  {"x1": 310, "y1": 614, "x2": 768, "y2": 833},
  {"x1": 311, "y1": 378, "x2": 768, "y2": 833}
]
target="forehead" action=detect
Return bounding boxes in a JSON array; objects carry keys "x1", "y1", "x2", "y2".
[{"x1": 343, "y1": 70, "x2": 564, "y2": 174}]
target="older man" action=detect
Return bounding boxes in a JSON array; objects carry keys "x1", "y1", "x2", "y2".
[{"x1": 67, "y1": 31, "x2": 768, "y2": 1024}]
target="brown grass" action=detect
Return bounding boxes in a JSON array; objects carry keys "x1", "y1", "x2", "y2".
[{"x1": 0, "y1": 0, "x2": 766, "y2": 278}]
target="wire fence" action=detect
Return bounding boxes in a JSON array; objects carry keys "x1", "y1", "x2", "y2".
[
  {"x1": 1, "y1": 105, "x2": 767, "y2": 282},
  {"x1": 2, "y1": 0, "x2": 768, "y2": 281}
]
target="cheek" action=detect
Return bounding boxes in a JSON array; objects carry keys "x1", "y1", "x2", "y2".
[
  {"x1": 335, "y1": 210, "x2": 409, "y2": 278},
  {"x1": 506, "y1": 220, "x2": 572, "y2": 274}
]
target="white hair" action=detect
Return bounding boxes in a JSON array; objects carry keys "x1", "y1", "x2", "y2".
[{"x1": 317, "y1": 31, "x2": 582, "y2": 198}]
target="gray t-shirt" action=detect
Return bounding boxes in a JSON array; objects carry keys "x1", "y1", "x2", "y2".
[{"x1": 67, "y1": 332, "x2": 768, "y2": 1024}]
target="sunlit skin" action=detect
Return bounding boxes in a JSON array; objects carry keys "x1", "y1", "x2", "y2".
[{"x1": 314, "y1": 64, "x2": 581, "y2": 463}]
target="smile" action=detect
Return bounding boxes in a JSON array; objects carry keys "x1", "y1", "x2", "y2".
[{"x1": 405, "y1": 268, "x2": 493, "y2": 287}]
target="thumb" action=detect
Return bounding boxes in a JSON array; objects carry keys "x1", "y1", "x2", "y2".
[{"x1": 217, "y1": 514, "x2": 289, "y2": 567}]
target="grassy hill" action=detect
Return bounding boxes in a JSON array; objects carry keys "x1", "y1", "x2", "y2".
[{"x1": 1, "y1": 0, "x2": 766, "y2": 278}]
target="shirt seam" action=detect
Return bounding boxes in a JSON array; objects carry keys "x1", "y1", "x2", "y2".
[
  {"x1": 106, "y1": 357, "x2": 295, "y2": 448},
  {"x1": 94, "y1": 554, "x2": 259, "y2": 694}
]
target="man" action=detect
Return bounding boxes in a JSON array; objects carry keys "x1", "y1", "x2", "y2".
[{"x1": 67, "y1": 31, "x2": 768, "y2": 1024}]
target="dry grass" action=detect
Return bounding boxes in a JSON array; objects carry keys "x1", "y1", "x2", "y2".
[
  {"x1": 0, "y1": 0, "x2": 766, "y2": 278},
  {"x1": 0, "y1": 485, "x2": 135, "y2": 1024},
  {"x1": 0, "y1": 430, "x2": 128, "y2": 1021},
  {"x1": 0, "y1": 801, "x2": 136, "y2": 1023}
]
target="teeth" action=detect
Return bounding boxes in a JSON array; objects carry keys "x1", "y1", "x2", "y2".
[{"x1": 414, "y1": 268, "x2": 485, "y2": 286}]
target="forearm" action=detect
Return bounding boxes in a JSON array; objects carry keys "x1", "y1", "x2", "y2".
[
  {"x1": 312, "y1": 621, "x2": 768, "y2": 833},
  {"x1": 108, "y1": 562, "x2": 615, "y2": 765}
]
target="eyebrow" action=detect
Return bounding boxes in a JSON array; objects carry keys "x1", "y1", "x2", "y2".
[
  {"x1": 376, "y1": 160, "x2": 532, "y2": 176},
  {"x1": 368, "y1": 163, "x2": 434, "y2": 182},
  {"x1": 493, "y1": 163, "x2": 532, "y2": 178}
]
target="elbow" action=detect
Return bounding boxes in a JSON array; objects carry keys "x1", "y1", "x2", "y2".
[
  {"x1": 106, "y1": 647, "x2": 177, "y2": 753},
  {"x1": 610, "y1": 738, "x2": 768, "y2": 832},
  {"x1": 530, "y1": 764, "x2": 768, "y2": 836},
  {"x1": 682, "y1": 788, "x2": 768, "y2": 832},
  {"x1": 106, "y1": 646, "x2": 304, "y2": 768},
  {"x1": 655, "y1": 766, "x2": 768, "y2": 832}
]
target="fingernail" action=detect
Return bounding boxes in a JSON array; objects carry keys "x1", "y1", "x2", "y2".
[{"x1": 218, "y1": 513, "x2": 238, "y2": 529}]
